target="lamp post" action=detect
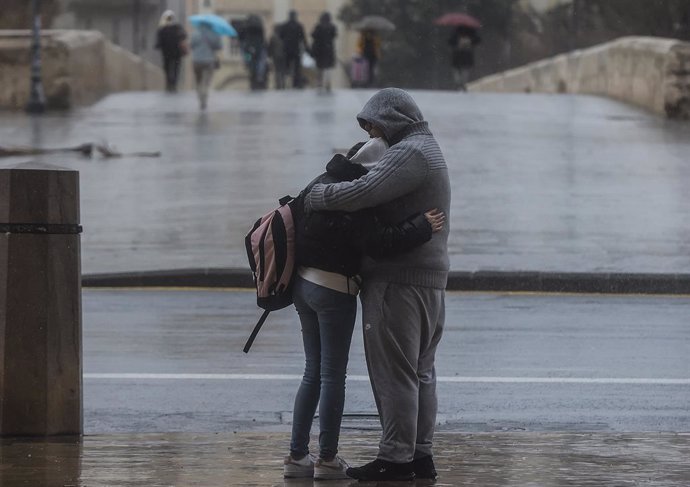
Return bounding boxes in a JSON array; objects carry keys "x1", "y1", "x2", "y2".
[{"x1": 26, "y1": 0, "x2": 46, "y2": 114}]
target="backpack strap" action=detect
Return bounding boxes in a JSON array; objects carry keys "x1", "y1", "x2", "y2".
[{"x1": 243, "y1": 309, "x2": 270, "y2": 353}]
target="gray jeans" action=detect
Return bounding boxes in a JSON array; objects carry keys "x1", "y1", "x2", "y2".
[
  {"x1": 193, "y1": 62, "x2": 215, "y2": 106},
  {"x1": 360, "y1": 281, "x2": 445, "y2": 463}
]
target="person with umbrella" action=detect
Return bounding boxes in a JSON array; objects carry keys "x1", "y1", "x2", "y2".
[
  {"x1": 435, "y1": 13, "x2": 482, "y2": 91},
  {"x1": 352, "y1": 16, "x2": 394, "y2": 87},
  {"x1": 188, "y1": 14, "x2": 237, "y2": 109},
  {"x1": 155, "y1": 10, "x2": 187, "y2": 93},
  {"x1": 357, "y1": 29, "x2": 380, "y2": 87},
  {"x1": 189, "y1": 20, "x2": 222, "y2": 110},
  {"x1": 449, "y1": 26, "x2": 480, "y2": 91}
]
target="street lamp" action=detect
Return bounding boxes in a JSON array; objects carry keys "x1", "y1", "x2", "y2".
[{"x1": 26, "y1": 0, "x2": 46, "y2": 114}]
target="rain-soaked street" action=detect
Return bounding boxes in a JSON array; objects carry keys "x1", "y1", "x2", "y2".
[
  {"x1": 2, "y1": 89, "x2": 690, "y2": 485},
  {"x1": 81, "y1": 289, "x2": 689, "y2": 434},
  {"x1": 2, "y1": 431, "x2": 689, "y2": 486},
  {"x1": 1, "y1": 89, "x2": 690, "y2": 275},
  {"x1": 0, "y1": 288, "x2": 688, "y2": 486}
]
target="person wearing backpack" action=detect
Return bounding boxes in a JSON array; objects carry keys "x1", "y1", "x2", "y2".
[
  {"x1": 304, "y1": 88, "x2": 450, "y2": 482},
  {"x1": 283, "y1": 138, "x2": 445, "y2": 480}
]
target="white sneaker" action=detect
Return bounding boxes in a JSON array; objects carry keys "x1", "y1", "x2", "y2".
[
  {"x1": 314, "y1": 455, "x2": 350, "y2": 480},
  {"x1": 283, "y1": 454, "x2": 314, "y2": 478}
]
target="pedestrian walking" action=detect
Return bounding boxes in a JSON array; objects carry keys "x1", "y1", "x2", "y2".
[
  {"x1": 280, "y1": 10, "x2": 308, "y2": 88},
  {"x1": 449, "y1": 26, "x2": 480, "y2": 91},
  {"x1": 239, "y1": 15, "x2": 268, "y2": 90},
  {"x1": 285, "y1": 137, "x2": 445, "y2": 480},
  {"x1": 268, "y1": 24, "x2": 286, "y2": 89},
  {"x1": 304, "y1": 88, "x2": 451, "y2": 482},
  {"x1": 310, "y1": 12, "x2": 337, "y2": 93},
  {"x1": 190, "y1": 22, "x2": 222, "y2": 110},
  {"x1": 155, "y1": 10, "x2": 187, "y2": 92},
  {"x1": 357, "y1": 29, "x2": 380, "y2": 86}
]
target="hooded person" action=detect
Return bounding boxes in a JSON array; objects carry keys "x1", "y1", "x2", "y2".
[
  {"x1": 283, "y1": 138, "x2": 445, "y2": 480},
  {"x1": 304, "y1": 87, "x2": 451, "y2": 482}
]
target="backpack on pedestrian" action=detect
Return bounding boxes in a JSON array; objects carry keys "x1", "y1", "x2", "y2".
[{"x1": 243, "y1": 194, "x2": 303, "y2": 352}]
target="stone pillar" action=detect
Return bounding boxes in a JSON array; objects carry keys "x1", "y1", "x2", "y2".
[{"x1": 0, "y1": 163, "x2": 82, "y2": 436}]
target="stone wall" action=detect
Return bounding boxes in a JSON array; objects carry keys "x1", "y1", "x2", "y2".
[
  {"x1": 0, "y1": 30, "x2": 163, "y2": 110},
  {"x1": 470, "y1": 36, "x2": 690, "y2": 120}
]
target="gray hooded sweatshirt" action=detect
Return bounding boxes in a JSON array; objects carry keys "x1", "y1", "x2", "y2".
[{"x1": 306, "y1": 88, "x2": 450, "y2": 289}]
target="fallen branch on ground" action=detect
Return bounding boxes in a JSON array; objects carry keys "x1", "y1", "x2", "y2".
[{"x1": 0, "y1": 142, "x2": 160, "y2": 158}]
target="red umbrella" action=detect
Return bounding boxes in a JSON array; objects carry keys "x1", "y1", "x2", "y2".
[{"x1": 434, "y1": 12, "x2": 482, "y2": 29}]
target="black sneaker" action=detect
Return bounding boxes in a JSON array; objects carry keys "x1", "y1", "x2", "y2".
[
  {"x1": 412, "y1": 455, "x2": 437, "y2": 480},
  {"x1": 346, "y1": 458, "x2": 415, "y2": 481}
]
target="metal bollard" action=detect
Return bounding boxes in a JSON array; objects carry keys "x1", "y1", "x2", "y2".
[{"x1": 0, "y1": 163, "x2": 82, "y2": 436}]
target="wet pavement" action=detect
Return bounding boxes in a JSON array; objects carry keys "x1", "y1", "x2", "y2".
[
  {"x1": 2, "y1": 89, "x2": 690, "y2": 486},
  {"x1": 1, "y1": 89, "x2": 690, "y2": 275},
  {"x1": 81, "y1": 289, "x2": 690, "y2": 434},
  {"x1": 2, "y1": 431, "x2": 689, "y2": 486}
]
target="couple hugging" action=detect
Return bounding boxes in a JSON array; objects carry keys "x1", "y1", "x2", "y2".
[{"x1": 283, "y1": 88, "x2": 450, "y2": 482}]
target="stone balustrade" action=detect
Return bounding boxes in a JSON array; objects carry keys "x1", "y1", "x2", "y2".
[
  {"x1": 0, "y1": 30, "x2": 164, "y2": 110},
  {"x1": 470, "y1": 36, "x2": 690, "y2": 119}
]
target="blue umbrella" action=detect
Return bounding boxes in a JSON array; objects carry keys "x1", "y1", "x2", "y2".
[{"x1": 188, "y1": 14, "x2": 238, "y2": 37}]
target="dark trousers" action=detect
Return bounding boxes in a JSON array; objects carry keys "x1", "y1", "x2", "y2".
[
  {"x1": 285, "y1": 53, "x2": 303, "y2": 88},
  {"x1": 163, "y1": 55, "x2": 182, "y2": 92},
  {"x1": 366, "y1": 57, "x2": 377, "y2": 87}
]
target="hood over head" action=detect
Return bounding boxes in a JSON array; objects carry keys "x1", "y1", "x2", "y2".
[{"x1": 356, "y1": 88, "x2": 424, "y2": 144}]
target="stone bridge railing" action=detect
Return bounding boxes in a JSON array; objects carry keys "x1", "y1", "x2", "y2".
[
  {"x1": 470, "y1": 36, "x2": 690, "y2": 119},
  {"x1": 0, "y1": 30, "x2": 163, "y2": 110}
]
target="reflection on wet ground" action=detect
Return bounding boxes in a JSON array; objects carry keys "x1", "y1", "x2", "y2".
[
  {"x1": 2, "y1": 431, "x2": 689, "y2": 486},
  {"x1": 2, "y1": 90, "x2": 689, "y2": 275}
]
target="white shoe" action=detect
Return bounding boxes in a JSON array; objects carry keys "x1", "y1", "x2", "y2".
[
  {"x1": 283, "y1": 454, "x2": 314, "y2": 478},
  {"x1": 314, "y1": 455, "x2": 350, "y2": 480}
]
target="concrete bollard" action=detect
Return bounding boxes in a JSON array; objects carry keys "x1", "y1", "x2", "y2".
[{"x1": 0, "y1": 163, "x2": 82, "y2": 436}]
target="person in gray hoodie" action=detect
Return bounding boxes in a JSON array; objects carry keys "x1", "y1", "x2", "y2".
[{"x1": 304, "y1": 88, "x2": 451, "y2": 482}]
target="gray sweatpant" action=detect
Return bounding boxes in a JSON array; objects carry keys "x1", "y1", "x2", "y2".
[{"x1": 360, "y1": 281, "x2": 445, "y2": 463}]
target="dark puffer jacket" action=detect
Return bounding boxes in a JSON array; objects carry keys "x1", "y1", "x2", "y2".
[{"x1": 296, "y1": 153, "x2": 432, "y2": 278}]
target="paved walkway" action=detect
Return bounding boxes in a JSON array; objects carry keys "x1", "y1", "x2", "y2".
[
  {"x1": 2, "y1": 89, "x2": 689, "y2": 277},
  {"x1": 2, "y1": 431, "x2": 689, "y2": 486},
  {"x1": 2, "y1": 89, "x2": 690, "y2": 486}
]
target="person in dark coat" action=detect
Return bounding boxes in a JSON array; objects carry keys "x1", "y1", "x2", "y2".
[
  {"x1": 155, "y1": 10, "x2": 187, "y2": 92},
  {"x1": 310, "y1": 12, "x2": 337, "y2": 93},
  {"x1": 448, "y1": 26, "x2": 480, "y2": 91},
  {"x1": 239, "y1": 15, "x2": 268, "y2": 90},
  {"x1": 268, "y1": 24, "x2": 286, "y2": 89},
  {"x1": 280, "y1": 10, "x2": 308, "y2": 88}
]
